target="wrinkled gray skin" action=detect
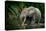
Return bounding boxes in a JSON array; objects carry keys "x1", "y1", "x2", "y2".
[{"x1": 20, "y1": 6, "x2": 41, "y2": 28}]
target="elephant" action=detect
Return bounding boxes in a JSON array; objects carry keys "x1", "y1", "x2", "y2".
[{"x1": 20, "y1": 6, "x2": 41, "y2": 28}]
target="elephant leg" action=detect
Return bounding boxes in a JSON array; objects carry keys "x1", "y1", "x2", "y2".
[
  {"x1": 31, "y1": 15, "x2": 36, "y2": 24},
  {"x1": 38, "y1": 18, "x2": 41, "y2": 24}
]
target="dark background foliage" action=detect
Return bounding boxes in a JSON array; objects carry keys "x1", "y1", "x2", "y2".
[{"x1": 5, "y1": 1, "x2": 45, "y2": 30}]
